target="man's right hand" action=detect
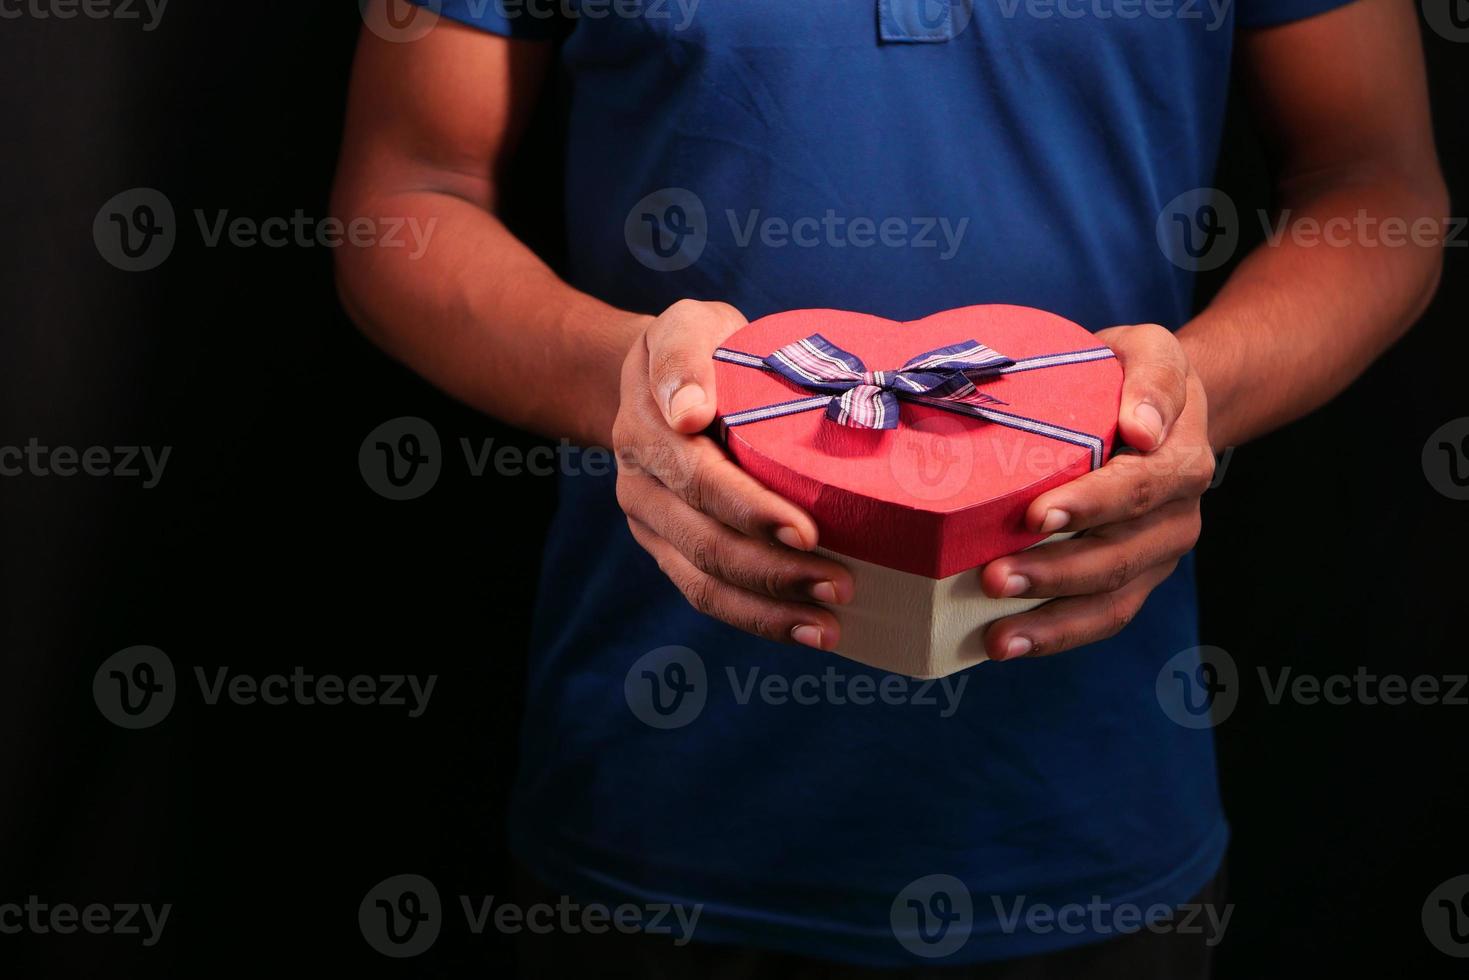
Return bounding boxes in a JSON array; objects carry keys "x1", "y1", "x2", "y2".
[{"x1": 612, "y1": 300, "x2": 853, "y2": 651}]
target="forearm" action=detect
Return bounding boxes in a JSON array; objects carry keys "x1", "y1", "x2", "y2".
[
  {"x1": 333, "y1": 189, "x2": 647, "y2": 448},
  {"x1": 1178, "y1": 171, "x2": 1447, "y2": 450}
]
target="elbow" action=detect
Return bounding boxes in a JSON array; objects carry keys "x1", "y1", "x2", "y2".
[
  {"x1": 1413, "y1": 241, "x2": 1444, "y2": 324},
  {"x1": 328, "y1": 181, "x2": 377, "y2": 338},
  {"x1": 332, "y1": 247, "x2": 370, "y2": 335},
  {"x1": 1357, "y1": 160, "x2": 1451, "y2": 339},
  {"x1": 1406, "y1": 172, "x2": 1451, "y2": 327}
]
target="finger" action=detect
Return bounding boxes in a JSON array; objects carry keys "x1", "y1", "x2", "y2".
[
  {"x1": 618, "y1": 399, "x2": 822, "y2": 550},
  {"x1": 980, "y1": 499, "x2": 1200, "y2": 600},
  {"x1": 1097, "y1": 323, "x2": 1189, "y2": 452},
  {"x1": 620, "y1": 471, "x2": 854, "y2": 604},
  {"x1": 984, "y1": 559, "x2": 1178, "y2": 661},
  {"x1": 627, "y1": 518, "x2": 841, "y2": 650},
  {"x1": 1022, "y1": 449, "x2": 1206, "y2": 534},
  {"x1": 1024, "y1": 376, "x2": 1214, "y2": 534},
  {"x1": 646, "y1": 300, "x2": 748, "y2": 434}
]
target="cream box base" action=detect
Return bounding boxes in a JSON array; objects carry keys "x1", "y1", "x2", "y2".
[{"x1": 817, "y1": 534, "x2": 1070, "y2": 679}]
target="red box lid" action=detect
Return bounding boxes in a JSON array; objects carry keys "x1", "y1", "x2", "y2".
[{"x1": 713, "y1": 304, "x2": 1123, "y2": 578}]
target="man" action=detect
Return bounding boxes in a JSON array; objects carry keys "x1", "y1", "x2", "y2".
[{"x1": 333, "y1": 0, "x2": 1444, "y2": 973}]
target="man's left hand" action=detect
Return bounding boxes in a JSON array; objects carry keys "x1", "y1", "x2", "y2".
[{"x1": 981, "y1": 323, "x2": 1215, "y2": 660}]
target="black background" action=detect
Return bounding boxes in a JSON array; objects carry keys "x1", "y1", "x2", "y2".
[{"x1": 1, "y1": 3, "x2": 1465, "y2": 976}]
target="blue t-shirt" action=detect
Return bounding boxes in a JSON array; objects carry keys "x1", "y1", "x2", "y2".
[{"x1": 418, "y1": 0, "x2": 1353, "y2": 964}]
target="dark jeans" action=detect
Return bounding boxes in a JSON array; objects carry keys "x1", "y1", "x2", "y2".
[{"x1": 512, "y1": 862, "x2": 1227, "y2": 980}]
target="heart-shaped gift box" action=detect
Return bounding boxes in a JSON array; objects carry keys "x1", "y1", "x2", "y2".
[{"x1": 713, "y1": 304, "x2": 1123, "y2": 677}]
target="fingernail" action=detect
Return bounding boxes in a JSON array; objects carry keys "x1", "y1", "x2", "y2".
[
  {"x1": 810, "y1": 580, "x2": 839, "y2": 604},
  {"x1": 792, "y1": 625, "x2": 825, "y2": 650},
  {"x1": 1040, "y1": 509, "x2": 1071, "y2": 533},
  {"x1": 775, "y1": 526, "x2": 810, "y2": 550},
  {"x1": 1002, "y1": 636, "x2": 1033, "y2": 660},
  {"x1": 667, "y1": 383, "x2": 706, "y2": 421},
  {"x1": 1002, "y1": 573, "x2": 1030, "y2": 598},
  {"x1": 1134, "y1": 402, "x2": 1165, "y2": 444}
]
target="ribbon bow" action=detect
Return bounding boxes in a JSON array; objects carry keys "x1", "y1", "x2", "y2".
[
  {"x1": 757, "y1": 334, "x2": 1012, "y2": 430},
  {"x1": 713, "y1": 332, "x2": 1118, "y2": 468}
]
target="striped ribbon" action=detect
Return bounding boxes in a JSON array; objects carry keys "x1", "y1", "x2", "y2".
[{"x1": 713, "y1": 334, "x2": 1116, "y2": 469}]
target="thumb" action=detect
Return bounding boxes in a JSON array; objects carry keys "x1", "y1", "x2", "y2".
[
  {"x1": 1099, "y1": 323, "x2": 1189, "y2": 452},
  {"x1": 646, "y1": 300, "x2": 748, "y2": 434}
]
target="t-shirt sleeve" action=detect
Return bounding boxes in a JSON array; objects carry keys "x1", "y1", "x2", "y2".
[
  {"x1": 1235, "y1": 0, "x2": 1360, "y2": 29},
  {"x1": 410, "y1": 0, "x2": 563, "y2": 40}
]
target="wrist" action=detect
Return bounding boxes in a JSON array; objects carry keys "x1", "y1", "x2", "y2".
[
  {"x1": 536, "y1": 300, "x2": 650, "y2": 448},
  {"x1": 587, "y1": 310, "x2": 655, "y2": 447},
  {"x1": 1176, "y1": 318, "x2": 1245, "y2": 451}
]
